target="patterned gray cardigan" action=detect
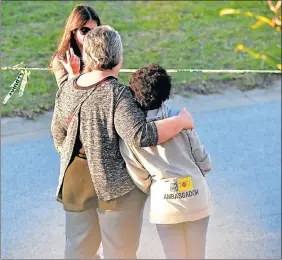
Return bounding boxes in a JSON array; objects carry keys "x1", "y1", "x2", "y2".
[{"x1": 51, "y1": 73, "x2": 158, "y2": 202}]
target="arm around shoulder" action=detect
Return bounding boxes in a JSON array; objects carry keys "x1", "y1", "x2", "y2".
[
  {"x1": 114, "y1": 87, "x2": 194, "y2": 147},
  {"x1": 114, "y1": 86, "x2": 159, "y2": 147}
]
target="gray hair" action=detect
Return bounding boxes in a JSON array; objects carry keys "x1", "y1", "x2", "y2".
[{"x1": 83, "y1": 25, "x2": 123, "y2": 71}]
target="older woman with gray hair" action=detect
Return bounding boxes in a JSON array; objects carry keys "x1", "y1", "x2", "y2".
[{"x1": 51, "y1": 25, "x2": 194, "y2": 259}]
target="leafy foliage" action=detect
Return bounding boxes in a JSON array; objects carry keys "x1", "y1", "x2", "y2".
[{"x1": 220, "y1": 1, "x2": 281, "y2": 70}]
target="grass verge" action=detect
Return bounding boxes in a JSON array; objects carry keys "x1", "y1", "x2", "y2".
[{"x1": 1, "y1": 1, "x2": 281, "y2": 118}]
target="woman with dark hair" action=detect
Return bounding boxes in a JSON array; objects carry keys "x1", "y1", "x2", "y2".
[
  {"x1": 51, "y1": 25, "x2": 195, "y2": 259},
  {"x1": 50, "y1": 4, "x2": 101, "y2": 86}
]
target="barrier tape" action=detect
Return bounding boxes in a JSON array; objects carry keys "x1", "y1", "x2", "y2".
[
  {"x1": 2, "y1": 63, "x2": 281, "y2": 104},
  {"x1": 1, "y1": 66, "x2": 281, "y2": 74}
]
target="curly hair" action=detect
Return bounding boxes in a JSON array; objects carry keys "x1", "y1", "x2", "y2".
[{"x1": 129, "y1": 63, "x2": 171, "y2": 110}]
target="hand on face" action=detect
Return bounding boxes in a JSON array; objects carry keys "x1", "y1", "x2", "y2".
[{"x1": 59, "y1": 48, "x2": 81, "y2": 76}]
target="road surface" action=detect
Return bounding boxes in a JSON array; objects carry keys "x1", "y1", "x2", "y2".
[{"x1": 1, "y1": 86, "x2": 281, "y2": 259}]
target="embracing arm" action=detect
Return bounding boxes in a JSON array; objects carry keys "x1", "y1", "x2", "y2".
[
  {"x1": 155, "y1": 109, "x2": 193, "y2": 143},
  {"x1": 114, "y1": 87, "x2": 194, "y2": 147}
]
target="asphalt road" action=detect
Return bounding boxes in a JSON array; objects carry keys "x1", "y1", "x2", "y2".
[{"x1": 1, "y1": 87, "x2": 281, "y2": 259}]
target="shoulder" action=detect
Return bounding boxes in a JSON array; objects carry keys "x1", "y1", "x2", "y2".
[
  {"x1": 52, "y1": 55, "x2": 65, "y2": 72},
  {"x1": 113, "y1": 83, "x2": 134, "y2": 99},
  {"x1": 161, "y1": 103, "x2": 180, "y2": 118},
  {"x1": 167, "y1": 106, "x2": 180, "y2": 117},
  {"x1": 55, "y1": 76, "x2": 77, "y2": 100}
]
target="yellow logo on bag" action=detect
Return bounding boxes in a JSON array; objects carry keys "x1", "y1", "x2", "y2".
[{"x1": 178, "y1": 177, "x2": 193, "y2": 192}]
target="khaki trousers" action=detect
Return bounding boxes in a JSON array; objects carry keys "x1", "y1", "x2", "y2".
[{"x1": 64, "y1": 188, "x2": 148, "y2": 259}]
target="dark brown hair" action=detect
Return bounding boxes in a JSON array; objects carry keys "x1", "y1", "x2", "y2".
[
  {"x1": 129, "y1": 63, "x2": 172, "y2": 110},
  {"x1": 50, "y1": 4, "x2": 101, "y2": 72}
]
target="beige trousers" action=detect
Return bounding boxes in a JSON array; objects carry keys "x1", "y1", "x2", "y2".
[
  {"x1": 64, "y1": 188, "x2": 148, "y2": 259},
  {"x1": 156, "y1": 217, "x2": 210, "y2": 259}
]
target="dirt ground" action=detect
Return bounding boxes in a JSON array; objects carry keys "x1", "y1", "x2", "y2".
[{"x1": 171, "y1": 74, "x2": 281, "y2": 97}]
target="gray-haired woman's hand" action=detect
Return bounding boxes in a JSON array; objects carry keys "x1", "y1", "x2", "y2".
[
  {"x1": 178, "y1": 108, "x2": 194, "y2": 129},
  {"x1": 152, "y1": 108, "x2": 194, "y2": 144}
]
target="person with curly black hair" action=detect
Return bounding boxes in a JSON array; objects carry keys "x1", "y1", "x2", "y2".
[
  {"x1": 129, "y1": 63, "x2": 172, "y2": 110},
  {"x1": 120, "y1": 63, "x2": 213, "y2": 259}
]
